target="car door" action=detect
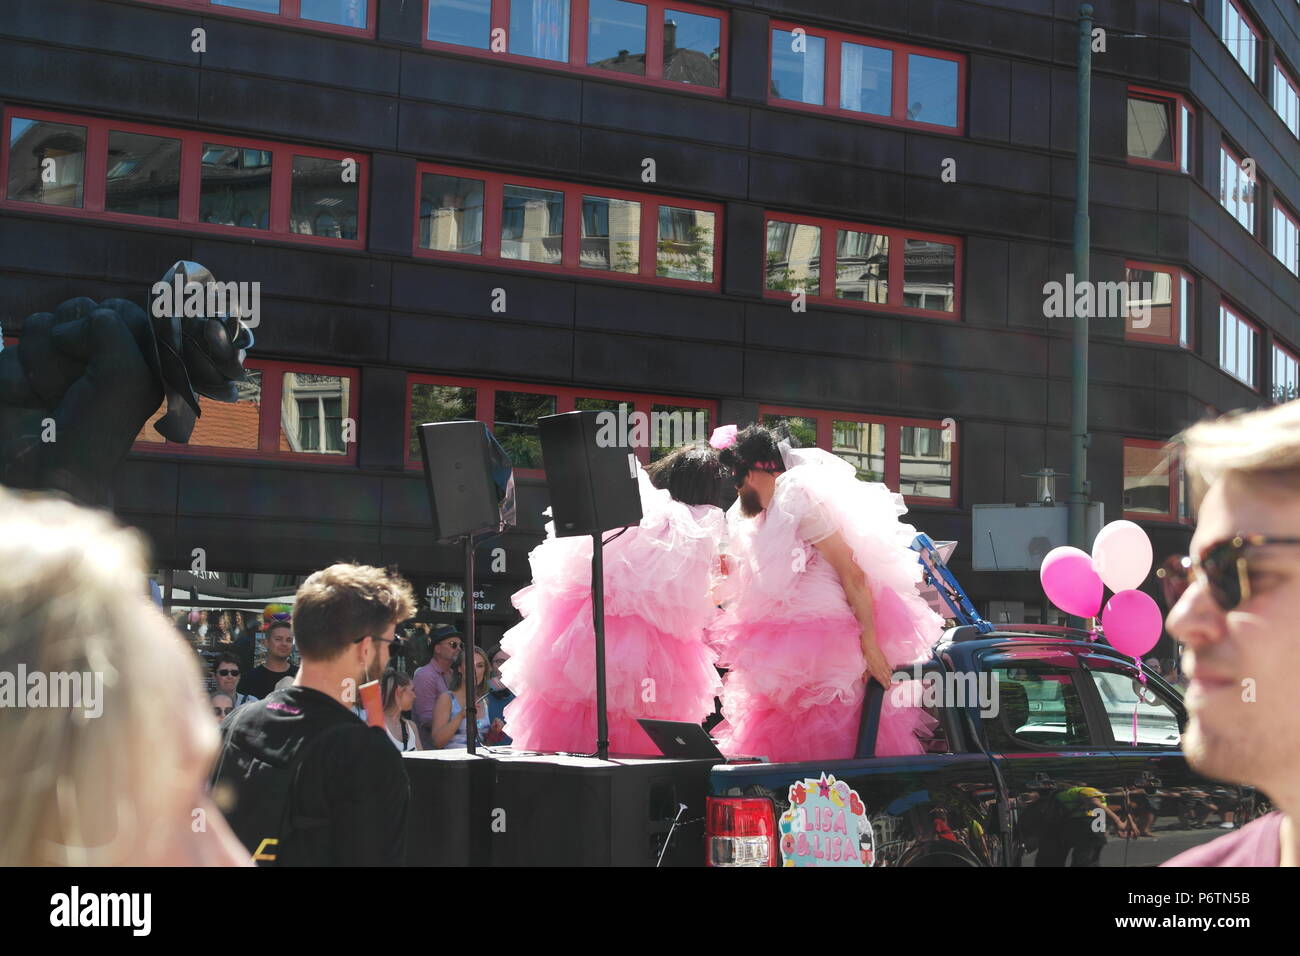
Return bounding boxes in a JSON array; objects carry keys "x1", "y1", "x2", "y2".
[
  {"x1": 974, "y1": 644, "x2": 1131, "y2": 867},
  {"x1": 1074, "y1": 650, "x2": 1256, "y2": 866}
]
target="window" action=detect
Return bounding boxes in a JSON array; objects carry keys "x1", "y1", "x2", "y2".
[
  {"x1": 510, "y1": 0, "x2": 570, "y2": 62},
  {"x1": 1123, "y1": 439, "x2": 1182, "y2": 520},
  {"x1": 1221, "y1": 0, "x2": 1259, "y2": 83},
  {"x1": 2, "y1": 108, "x2": 367, "y2": 248},
  {"x1": 134, "y1": 361, "x2": 359, "y2": 463},
  {"x1": 1082, "y1": 662, "x2": 1182, "y2": 749},
  {"x1": 290, "y1": 156, "x2": 360, "y2": 240},
  {"x1": 1273, "y1": 199, "x2": 1299, "y2": 276},
  {"x1": 581, "y1": 195, "x2": 640, "y2": 273},
  {"x1": 419, "y1": 173, "x2": 484, "y2": 255},
  {"x1": 414, "y1": 163, "x2": 721, "y2": 289},
  {"x1": 406, "y1": 374, "x2": 715, "y2": 473},
  {"x1": 1274, "y1": 341, "x2": 1300, "y2": 404},
  {"x1": 1274, "y1": 58, "x2": 1300, "y2": 138},
  {"x1": 1126, "y1": 88, "x2": 1193, "y2": 173},
  {"x1": 201, "y1": 144, "x2": 272, "y2": 230},
  {"x1": 980, "y1": 663, "x2": 1093, "y2": 752},
  {"x1": 765, "y1": 213, "x2": 959, "y2": 317},
  {"x1": 759, "y1": 405, "x2": 956, "y2": 504},
  {"x1": 134, "y1": 0, "x2": 374, "y2": 34},
  {"x1": 768, "y1": 22, "x2": 965, "y2": 133},
  {"x1": 280, "y1": 372, "x2": 351, "y2": 454},
  {"x1": 1219, "y1": 301, "x2": 1258, "y2": 388},
  {"x1": 831, "y1": 420, "x2": 885, "y2": 481},
  {"x1": 1219, "y1": 141, "x2": 1256, "y2": 234},
  {"x1": 501, "y1": 185, "x2": 564, "y2": 264},
  {"x1": 5, "y1": 117, "x2": 86, "y2": 208},
  {"x1": 424, "y1": 0, "x2": 725, "y2": 94},
  {"x1": 1123, "y1": 261, "x2": 1193, "y2": 347},
  {"x1": 106, "y1": 130, "x2": 181, "y2": 219}
]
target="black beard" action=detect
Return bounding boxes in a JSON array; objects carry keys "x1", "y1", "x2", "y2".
[{"x1": 738, "y1": 486, "x2": 763, "y2": 517}]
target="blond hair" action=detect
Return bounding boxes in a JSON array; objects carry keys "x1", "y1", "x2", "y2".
[
  {"x1": 0, "y1": 489, "x2": 216, "y2": 865},
  {"x1": 1178, "y1": 399, "x2": 1300, "y2": 506}
]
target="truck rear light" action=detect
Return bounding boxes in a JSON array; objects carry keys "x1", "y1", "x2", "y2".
[{"x1": 705, "y1": 797, "x2": 777, "y2": 867}]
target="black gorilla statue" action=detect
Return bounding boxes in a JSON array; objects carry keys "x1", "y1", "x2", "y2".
[{"x1": 0, "y1": 261, "x2": 253, "y2": 506}]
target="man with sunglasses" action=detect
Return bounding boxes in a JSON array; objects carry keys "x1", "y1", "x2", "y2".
[
  {"x1": 1162, "y1": 400, "x2": 1300, "y2": 867},
  {"x1": 211, "y1": 652, "x2": 257, "y2": 710},
  {"x1": 412, "y1": 624, "x2": 464, "y2": 750}
]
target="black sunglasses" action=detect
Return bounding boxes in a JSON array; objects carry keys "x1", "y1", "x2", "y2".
[
  {"x1": 217, "y1": 669, "x2": 239, "y2": 676},
  {"x1": 1157, "y1": 534, "x2": 1300, "y2": 611}
]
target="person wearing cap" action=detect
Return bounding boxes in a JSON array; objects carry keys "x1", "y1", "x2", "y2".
[{"x1": 412, "y1": 624, "x2": 463, "y2": 750}]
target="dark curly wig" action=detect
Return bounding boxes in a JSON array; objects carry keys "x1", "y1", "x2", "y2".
[
  {"x1": 645, "y1": 442, "x2": 726, "y2": 507},
  {"x1": 716, "y1": 423, "x2": 799, "y2": 486}
]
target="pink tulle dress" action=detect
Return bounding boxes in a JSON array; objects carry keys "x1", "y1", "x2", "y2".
[
  {"x1": 710, "y1": 447, "x2": 944, "y2": 763},
  {"x1": 499, "y1": 469, "x2": 724, "y2": 756}
]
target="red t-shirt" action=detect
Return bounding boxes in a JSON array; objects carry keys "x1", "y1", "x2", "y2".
[{"x1": 1162, "y1": 811, "x2": 1284, "y2": 867}]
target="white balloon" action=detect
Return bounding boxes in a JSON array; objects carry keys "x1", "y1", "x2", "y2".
[{"x1": 1091, "y1": 520, "x2": 1153, "y2": 593}]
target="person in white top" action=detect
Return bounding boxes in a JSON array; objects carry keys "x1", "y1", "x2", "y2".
[{"x1": 380, "y1": 669, "x2": 422, "y2": 752}]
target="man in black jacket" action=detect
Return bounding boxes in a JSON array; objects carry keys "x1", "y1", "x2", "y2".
[{"x1": 211, "y1": 563, "x2": 417, "y2": 866}]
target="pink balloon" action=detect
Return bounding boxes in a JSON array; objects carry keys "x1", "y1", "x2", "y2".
[
  {"x1": 1040, "y1": 546, "x2": 1103, "y2": 618},
  {"x1": 1091, "y1": 520, "x2": 1154, "y2": 593},
  {"x1": 1102, "y1": 590, "x2": 1163, "y2": 658}
]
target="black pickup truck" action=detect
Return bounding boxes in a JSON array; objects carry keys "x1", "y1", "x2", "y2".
[
  {"x1": 704, "y1": 623, "x2": 1265, "y2": 867},
  {"x1": 402, "y1": 623, "x2": 1264, "y2": 867}
]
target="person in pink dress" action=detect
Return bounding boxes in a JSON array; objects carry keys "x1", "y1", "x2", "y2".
[
  {"x1": 711, "y1": 424, "x2": 943, "y2": 763},
  {"x1": 499, "y1": 444, "x2": 726, "y2": 755}
]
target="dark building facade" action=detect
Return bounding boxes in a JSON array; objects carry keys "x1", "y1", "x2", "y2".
[{"x1": 2, "y1": 0, "x2": 1297, "y2": 651}]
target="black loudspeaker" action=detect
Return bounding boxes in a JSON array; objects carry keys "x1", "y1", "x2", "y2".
[
  {"x1": 416, "y1": 420, "x2": 517, "y2": 541},
  {"x1": 538, "y1": 411, "x2": 642, "y2": 537}
]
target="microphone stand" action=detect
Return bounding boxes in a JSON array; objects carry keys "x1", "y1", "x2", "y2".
[{"x1": 463, "y1": 531, "x2": 480, "y2": 754}]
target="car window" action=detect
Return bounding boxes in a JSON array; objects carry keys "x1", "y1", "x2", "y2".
[
  {"x1": 981, "y1": 665, "x2": 1093, "y2": 751},
  {"x1": 1083, "y1": 666, "x2": 1182, "y2": 749}
]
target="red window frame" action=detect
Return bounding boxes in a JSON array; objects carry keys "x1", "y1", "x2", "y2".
[
  {"x1": 757, "y1": 404, "x2": 958, "y2": 507},
  {"x1": 413, "y1": 162, "x2": 723, "y2": 291},
  {"x1": 1218, "y1": 298, "x2": 1260, "y2": 391},
  {"x1": 1219, "y1": 138, "x2": 1257, "y2": 236},
  {"x1": 762, "y1": 212, "x2": 962, "y2": 319},
  {"x1": 1123, "y1": 260, "x2": 1194, "y2": 348},
  {"x1": 0, "y1": 107, "x2": 368, "y2": 249},
  {"x1": 1272, "y1": 196, "x2": 1300, "y2": 275},
  {"x1": 1122, "y1": 438, "x2": 1187, "y2": 525},
  {"x1": 1274, "y1": 55, "x2": 1300, "y2": 137},
  {"x1": 420, "y1": 0, "x2": 728, "y2": 98},
  {"x1": 132, "y1": 359, "x2": 361, "y2": 465},
  {"x1": 1222, "y1": 0, "x2": 1261, "y2": 83},
  {"x1": 766, "y1": 21, "x2": 966, "y2": 135},
  {"x1": 404, "y1": 373, "x2": 717, "y2": 478},
  {"x1": 129, "y1": 0, "x2": 377, "y2": 37},
  {"x1": 1125, "y1": 86, "x2": 1194, "y2": 172},
  {"x1": 1273, "y1": 337, "x2": 1300, "y2": 404}
]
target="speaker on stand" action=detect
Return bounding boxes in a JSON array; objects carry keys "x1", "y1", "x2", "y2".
[
  {"x1": 415, "y1": 420, "x2": 516, "y2": 756},
  {"x1": 538, "y1": 411, "x2": 642, "y2": 760}
]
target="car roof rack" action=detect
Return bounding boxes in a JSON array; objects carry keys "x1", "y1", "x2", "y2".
[{"x1": 945, "y1": 623, "x2": 1098, "y2": 642}]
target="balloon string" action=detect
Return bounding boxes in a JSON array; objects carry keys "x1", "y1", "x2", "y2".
[{"x1": 1132, "y1": 655, "x2": 1148, "y2": 747}]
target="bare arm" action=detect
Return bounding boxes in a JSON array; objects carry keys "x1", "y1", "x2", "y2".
[
  {"x1": 430, "y1": 692, "x2": 465, "y2": 749},
  {"x1": 813, "y1": 532, "x2": 892, "y2": 689}
]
